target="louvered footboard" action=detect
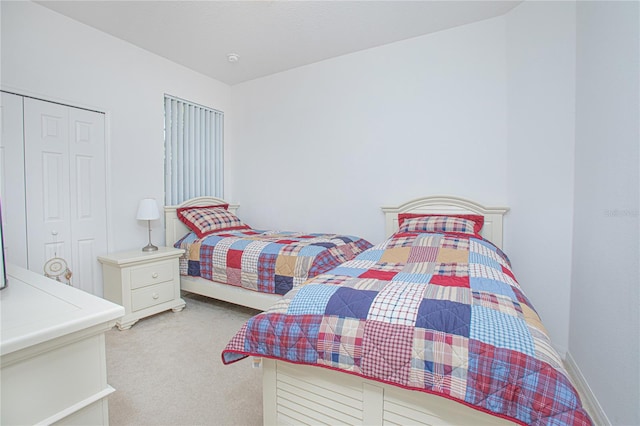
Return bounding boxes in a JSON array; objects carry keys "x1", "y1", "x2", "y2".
[{"x1": 261, "y1": 358, "x2": 515, "y2": 426}]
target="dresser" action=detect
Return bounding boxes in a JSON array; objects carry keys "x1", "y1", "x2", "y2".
[
  {"x1": 0, "y1": 264, "x2": 124, "y2": 425},
  {"x1": 98, "y1": 247, "x2": 186, "y2": 330}
]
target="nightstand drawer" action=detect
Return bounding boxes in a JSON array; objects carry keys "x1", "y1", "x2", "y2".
[
  {"x1": 130, "y1": 261, "x2": 174, "y2": 289},
  {"x1": 131, "y1": 281, "x2": 175, "y2": 311}
]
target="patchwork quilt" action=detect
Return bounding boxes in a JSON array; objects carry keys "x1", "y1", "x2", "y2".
[
  {"x1": 222, "y1": 231, "x2": 592, "y2": 425},
  {"x1": 175, "y1": 229, "x2": 372, "y2": 295}
]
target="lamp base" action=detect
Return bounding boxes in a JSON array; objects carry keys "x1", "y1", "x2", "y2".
[
  {"x1": 142, "y1": 220, "x2": 158, "y2": 252},
  {"x1": 142, "y1": 243, "x2": 158, "y2": 252}
]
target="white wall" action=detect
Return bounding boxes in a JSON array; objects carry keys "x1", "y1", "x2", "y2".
[
  {"x1": 571, "y1": 2, "x2": 639, "y2": 424},
  {"x1": 230, "y1": 17, "x2": 508, "y2": 245},
  {"x1": 230, "y1": 3, "x2": 578, "y2": 355},
  {"x1": 1, "y1": 1, "x2": 231, "y2": 254},
  {"x1": 505, "y1": 1, "x2": 576, "y2": 354}
]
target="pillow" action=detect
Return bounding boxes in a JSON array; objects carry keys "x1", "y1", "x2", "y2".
[
  {"x1": 177, "y1": 205, "x2": 250, "y2": 238},
  {"x1": 397, "y1": 213, "x2": 484, "y2": 236},
  {"x1": 181, "y1": 203, "x2": 229, "y2": 211}
]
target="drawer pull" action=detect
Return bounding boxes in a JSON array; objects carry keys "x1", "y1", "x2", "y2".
[
  {"x1": 152, "y1": 293, "x2": 159, "y2": 300},
  {"x1": 152, "y1": 272, "x2": 159, "y2": 278}
]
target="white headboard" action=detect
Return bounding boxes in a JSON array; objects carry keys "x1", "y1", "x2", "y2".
[
  {"x1": 381, "y1": 196, "x2": 509, "y2": 248},
  {"x1": 164, "y1": 196, "x2": 240, "y2": 245}
]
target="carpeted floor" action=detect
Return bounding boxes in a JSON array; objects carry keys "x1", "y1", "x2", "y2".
[{"x1": 105, "y1": 293, "x2": 263, "y2": 426}]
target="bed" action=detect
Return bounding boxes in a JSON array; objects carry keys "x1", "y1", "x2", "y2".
[
  {"x1": 164, "y1": 196, "x2": 372, "y2": 311},
  {"x1": 222, "y1": 196, "x2": 592, "y2": 426}
]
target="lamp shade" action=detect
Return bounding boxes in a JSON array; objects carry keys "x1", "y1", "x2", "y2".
[{"x1": 136, "y1": 198, "x2": 160, "y2": 220}]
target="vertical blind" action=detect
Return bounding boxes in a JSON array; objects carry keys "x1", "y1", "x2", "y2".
[{"x1": 164, "y1": 95, "x2": 223, "y2": 205}]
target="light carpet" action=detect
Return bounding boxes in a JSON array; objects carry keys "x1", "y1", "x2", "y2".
[{"x1": 106, "y1": 293, "x2": 262, "y2": 426}]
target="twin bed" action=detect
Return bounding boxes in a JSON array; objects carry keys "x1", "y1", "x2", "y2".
[
  {"x1": 165, "y1": 196, "x2": 592, "y2": 426},
  {"x1": 165, "y1": 196, "x2": 371, "y2": 311}
]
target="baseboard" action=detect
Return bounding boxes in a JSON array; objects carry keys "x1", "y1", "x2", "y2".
[{"x1": 564, "y1": 351, "x2": 610, "y2": 425}]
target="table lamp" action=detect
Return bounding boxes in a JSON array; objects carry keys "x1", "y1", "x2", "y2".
[{"x1": 136, "y1": 198, "x2": 160, "y2": 252}]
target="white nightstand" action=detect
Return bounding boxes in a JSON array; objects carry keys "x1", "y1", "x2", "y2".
[{"x1": 98, "y1": 247, "x2": 186, "y2": 330}]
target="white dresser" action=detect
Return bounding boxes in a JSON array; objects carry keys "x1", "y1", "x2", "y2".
[{"x1": 0, "y1": 264, "x2": 124, "y2": 425}]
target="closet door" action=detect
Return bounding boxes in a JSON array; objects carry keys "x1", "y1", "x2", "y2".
[
  {"x1": 23, "y1": 98, "x2": 107, "y2": 296},
  {"x1": 68, "y1": 106, "x2": 107, "y2": 296},
  {"x1": 0, "y1": 92, "x2": 28, "y2": 268}
]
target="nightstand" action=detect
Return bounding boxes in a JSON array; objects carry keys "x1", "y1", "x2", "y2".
[{"x1": 98, "y1": 247, "x2": 186, "y2": 330}]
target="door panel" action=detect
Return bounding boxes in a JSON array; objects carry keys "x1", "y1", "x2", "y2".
[
  {"x1": 0, "y1": 92, "x2": 28, "y2": 267},
  {"x1": 24, "y1": 98, "x2": 72, "y2": 279},
  {"x1": 69, "y1": 107, "x2": 107, "y2": 296},
  {"x1": 42, "y1": 151, "x2": 66, "y2": 220}
]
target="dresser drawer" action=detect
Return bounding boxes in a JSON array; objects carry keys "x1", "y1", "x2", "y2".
[
  {"x1": 131, "y1": 281, "x2": 175, "y2": 311},
  {"x1": 130, "y1": 260, "x2": 174, "y2": 289}
]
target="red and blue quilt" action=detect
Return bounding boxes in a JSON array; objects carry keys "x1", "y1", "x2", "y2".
[
  {"x1": 175, "y1": 229, "x2": 372, "y2": 295},
  {"x1": 222, "y1": 231, "x2": 592, "y2": 425}
]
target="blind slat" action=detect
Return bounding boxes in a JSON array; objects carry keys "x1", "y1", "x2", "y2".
[
  {"x1": 164, "y1": 97, "x2": 172, "y2": 205},
  {"x1": 177, "y1": 99, "x2": 184, "y2": 203},
  {"x1": 216, "y1": 113, "x2": 224, "y2": 196},
  {"x1": 171, "y1": 100, "x2": 178, "y2": 203},
  {"x1": 199, "y1": 107, "x2": 205, "y2": 195},
  {"x1": 205, "y1": 111, "x2": 211, "y2": 195},
  {"x1": 194, "y1": 105, "x2": 200, "y2": 196}
]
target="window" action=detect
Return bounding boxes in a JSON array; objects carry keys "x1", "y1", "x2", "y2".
[{"x1": 164, "y1": 95, "x2": 223, "y2": 205}]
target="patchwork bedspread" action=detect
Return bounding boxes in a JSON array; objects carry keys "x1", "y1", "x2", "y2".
[
  {"x1": 175, "y1": 229, "x2": 372, "y2": 295},
  {"x1": 222, "y1": 231, "x2": 592, "y2": 425}
]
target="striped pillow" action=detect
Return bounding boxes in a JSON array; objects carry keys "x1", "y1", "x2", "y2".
[
  {"x1": 397, "y1": 214, "x2": 483, "y2": 236},
  {"x1": 177, "y1": 206, "x2": 250, "y2": 238}
]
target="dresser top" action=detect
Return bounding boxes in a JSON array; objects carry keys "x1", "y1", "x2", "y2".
[{"x1": 0, "y1": 264, "x2": 124, "y2": 356}]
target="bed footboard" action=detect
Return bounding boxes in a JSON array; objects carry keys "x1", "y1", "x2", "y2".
[{"x1": 261, "y1": 359, "x2": 515, "y2": 426}]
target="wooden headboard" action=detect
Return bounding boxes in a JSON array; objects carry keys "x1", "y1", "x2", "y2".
[
  {"x1": 164, "y1": 196, "x2": 240, "y2": 245},
  {"x1": 381, "y1": 196, "x2": 509, "y2": 248}
]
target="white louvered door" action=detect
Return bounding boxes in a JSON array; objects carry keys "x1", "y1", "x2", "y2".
[{"x1": 23, "y1": 97, "x2": 107, "y2": 296}]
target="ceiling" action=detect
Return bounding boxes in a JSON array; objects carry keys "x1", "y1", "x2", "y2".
[{"x1": 37, "y1": 1, "x2": 522, "y2": 86}]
